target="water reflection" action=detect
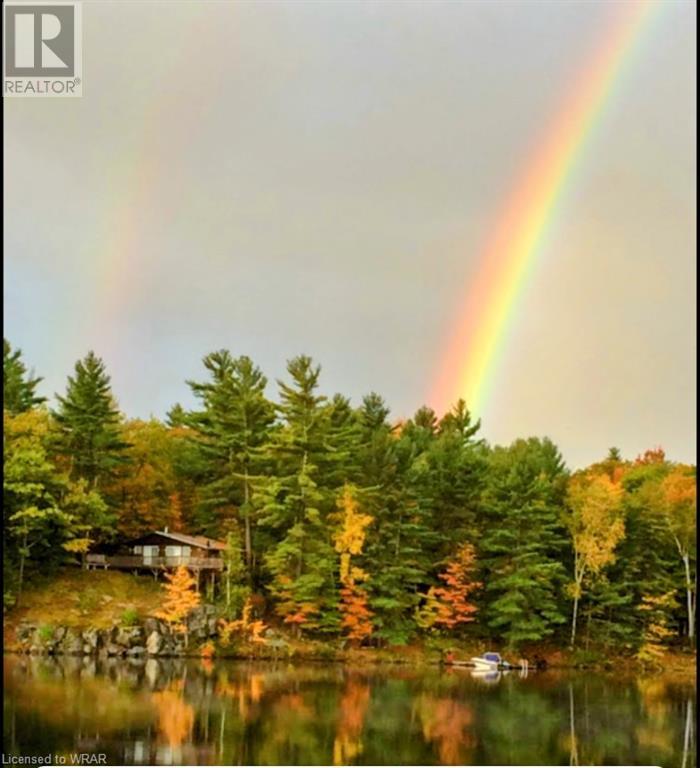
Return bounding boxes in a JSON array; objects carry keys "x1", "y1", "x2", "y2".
[{"x1": 3, "y1": 655, "x2": 696, "y2": 766}]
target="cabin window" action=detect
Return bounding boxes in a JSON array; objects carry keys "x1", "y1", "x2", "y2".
[
  {"x1": 165, "y1": 545, "x2": 191, "y2": 558},
  {"x1": 142, "y1": 545, "x2": 159, "y2": 560},
  {"x1": 133, "y1": 545, "x2": 143, "y2": 554}
]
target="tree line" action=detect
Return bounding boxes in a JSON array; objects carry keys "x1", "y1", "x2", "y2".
[{"x1": 3, "y1": 339, "x2": 696, "y2": 655}]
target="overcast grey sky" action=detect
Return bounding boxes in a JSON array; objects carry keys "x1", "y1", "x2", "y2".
[{"x1": 4, "y1": 0, "x2": 696, "y2": 468}]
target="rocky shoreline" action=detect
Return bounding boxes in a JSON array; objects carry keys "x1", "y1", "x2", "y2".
[{"x1": 11, "y1": 605, "x2": 222, "y2": 658}]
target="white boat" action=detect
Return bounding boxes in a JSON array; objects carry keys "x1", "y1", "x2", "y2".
[{"x1": 470, "y1": 651, "x2": 503, "y2": 670}]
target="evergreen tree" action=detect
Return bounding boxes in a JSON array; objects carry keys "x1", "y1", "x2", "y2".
[
  {"x1": 53, "y1": 352, "x2": 127, "y2": 490},
  {"x1": 364, "y1": 406, "x2": 439, "y2": 644},
  {"x1": 260, "y1": 356, "x2": 339, "y2": 635},
  {"x1": 427, "y1": 399, "x2": 487, "y2": 554},
  {"x1": 187, "y1": 351, "x2": 275, "y2": 575},
  {"x1": 480, "y1": 437, "x2": 569, "y2": 649},
  {"x1": 3, "y1": 339, "x2": 45, "y2": 414}
]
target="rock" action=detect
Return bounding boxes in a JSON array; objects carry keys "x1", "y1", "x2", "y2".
[
  {"x1": 127, "y1": 646, "x2": 146, "y2": 656},
  {"x1": 207, "y1": 618, "x2": 218, "y2": 637},
  {"x1": 143, "y1": 617, "x2": 159, "y2": 635},
  {"x1": 53, "y1": 626, "x2": 67, "y2": 643},
  {"x1": 61, "y1": 629, "x2": 84, "y2": 655},
  {"x1": 82, "y1": 627, "x2": 102, "y2": 650},
  {"x1": 105, "y1": 643, "x2": 126, "y2": 657},
  {"x1": 146, "y1": 631, "x2": 164, "y2": 655},
  {"x1": 115, "y1": 626, "x2": 144, "y2": 647},
  {"x1": 16, "y1": 624, "x2": 36, "y2": 643}
]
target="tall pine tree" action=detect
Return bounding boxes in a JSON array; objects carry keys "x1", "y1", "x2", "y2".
[
  {"x1": 480, "y1": 437, "x2": 569, "y2": 649},
  {"x1": 187, "y1": 351, "x2": 275, "y2": 575},
  {"x1": 3, "y1": 339, "x2": 45, "y2": 414},
  {"x1": 53, "y1": 351, "x2": 127, "y2": 490},
  {"x1": 260, "y1": 356, "x2": 339, "y2": 635}
]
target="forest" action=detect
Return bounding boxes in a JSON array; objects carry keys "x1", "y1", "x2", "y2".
[{"x1": 3, "y1": 339, "x2": 696, "y2": 657}]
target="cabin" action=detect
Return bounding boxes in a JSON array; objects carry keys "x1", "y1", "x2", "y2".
[{"x1": 86, "y1": 529, "x2": 226, "y2": 574}]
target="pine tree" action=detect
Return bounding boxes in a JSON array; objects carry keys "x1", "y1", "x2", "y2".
[
  {"x1": 3, "y1": 339, "x2": 45, "y2": 414},
  {"x1": 480, "y1": 438, "x2": 569, "y2": 649},
  {"x1": 260, "y1": 356, "x2": 339, "y2": 635},
  {"x1": 364, "y1": 406, "x2": 439, "y2": 644},
  {"x1": 187, "y1": 351, "x2": 275, "y2": 575},
  {"x1": 53, "y1": 351, "x2": 127, "y2": 489},
  {"x1": 426, "y1": 400, "x2": 487, "y2": 556}
]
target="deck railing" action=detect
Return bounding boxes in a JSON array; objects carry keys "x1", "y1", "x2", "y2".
[{"x1": 86, "y1": 554, "x2": 224, "y2": 570}]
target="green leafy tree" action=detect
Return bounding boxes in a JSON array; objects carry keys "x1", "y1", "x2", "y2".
[
  {"x1": 109, "y1": 419, "x2": 185, "y2": 538},
  {"x1": 3, "y1": 410, "x2": 106, "y2": 601}
]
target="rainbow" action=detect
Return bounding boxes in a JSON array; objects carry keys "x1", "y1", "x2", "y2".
[{"x1": 430, "y1": 0, "x2": 662, "y2": 419}]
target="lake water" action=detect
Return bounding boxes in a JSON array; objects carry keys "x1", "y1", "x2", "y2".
[{"x1": 3, "y1": 655, "x2": 696, "y2": 766}]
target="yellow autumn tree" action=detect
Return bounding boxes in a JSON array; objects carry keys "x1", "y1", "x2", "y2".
[
  {"x1": 565, "y1": 470, "x2": 625, "y2": 647},
  {"x1": 333, "y1": 484, "x2": 374, "y2": 644},
  {"x1": 154, "y1": 566, "x2": 201, "y2": 647},
  {"x1": 636, "y1": 592, "x2": 677, "y2": 667},
  {"x1": 218, "y1": 596, "x2": 267, "y2": 648},
  {"x1": 659, "y1": 466, "x2": 696, "y2": 643}
]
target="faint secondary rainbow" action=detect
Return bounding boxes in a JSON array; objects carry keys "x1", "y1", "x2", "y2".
[{"x1": 430, "y1": 0, "x2": 662, "y2": 418}]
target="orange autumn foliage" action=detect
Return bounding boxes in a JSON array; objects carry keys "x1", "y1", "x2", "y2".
[
  {"x1": 151, "y1": 683, "x2": 194, "y2": 749},
  {"x1": 635, "y1": 447, "x2": 666, "y2": 465},
  {"x1": 218, "y1": 597, "x2": 267, "y2": 646},
  {"x1": 333, "y1": 679, "x2": 371, "y2": 765},
  {"x1": 154, "y1": 566, "x2": 200, "y2": 642},
  {"x1": 417, "y1": 543, "x2": 480, "y2": 630},
  {"x1": 418, "y1": 695, "x2": 475, "y2": 764}
]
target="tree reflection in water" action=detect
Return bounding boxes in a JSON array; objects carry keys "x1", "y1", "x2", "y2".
[
  {"x1": 3, "y1": 655, "x2": 696, "y2": 766},
  {"x1": 333, "y1": 677, "x2": 371, "y2": 765}
]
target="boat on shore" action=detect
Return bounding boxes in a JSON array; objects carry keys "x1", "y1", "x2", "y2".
[
  {"x1": 470, "y1": 652, "x2": 529, "y2": 671},
  {"x1": 442, "y1": 650, "x2": 529, "y2": 673},
  {"x1": 470, "y1": 651, "x2": 504, "y2": 670}
]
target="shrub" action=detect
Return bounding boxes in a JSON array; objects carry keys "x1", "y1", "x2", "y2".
[
  {"x1": 570, "y1": 648, "x2": 602, "y2": 667},
  {"x1": 121, "y1": 607, "x2": 139, "y2": 626},
  {"x1": 37, "y1": 624, "x2": 54, "y2": 642}
]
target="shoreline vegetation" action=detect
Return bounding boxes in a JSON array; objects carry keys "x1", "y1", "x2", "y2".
[{"x1": 3, "y1": 342, "x2": 697, "y2": 673}]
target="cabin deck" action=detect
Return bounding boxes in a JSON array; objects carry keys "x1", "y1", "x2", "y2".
[{"x1": 86, "y1": 554, "x2": 224, "y2": 571}]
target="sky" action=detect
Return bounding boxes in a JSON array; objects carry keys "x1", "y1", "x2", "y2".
[{"x1": 4, "y1": 0, "x2": 696, "y2": 469}]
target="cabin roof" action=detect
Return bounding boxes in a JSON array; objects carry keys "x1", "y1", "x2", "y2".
[{"x1": 129, "y1": 530, "x2": 227, "y2": 551}]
